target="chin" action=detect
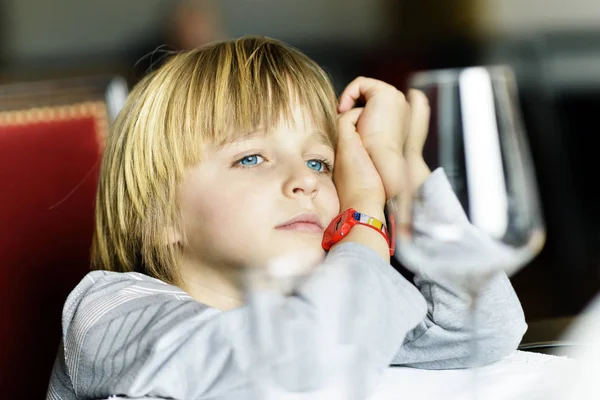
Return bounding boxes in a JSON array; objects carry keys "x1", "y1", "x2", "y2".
[
  {"x1": 267, "y1": 241, "x2": 325, "y2": 264},
  {"x1": 289, "y1": 238, "x2": 324, "y2": 253}
]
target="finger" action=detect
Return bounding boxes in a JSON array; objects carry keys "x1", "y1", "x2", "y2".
[
  {"x1": 336, "y1": 107, "x2": 364, "y2": 140},
  {"x1": 338, "y1": 77, "x2": 395, "y2": 113},
  {"x1": 404, "y1": 89, "x2": 431, "y2": 155}
]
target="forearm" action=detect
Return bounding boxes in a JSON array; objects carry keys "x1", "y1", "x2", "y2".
[
  {"x1": 299, "y1": 242, "x2": 427, "y2": 384},
  {"x1": 390, "y1": 168, "x2": 527, "y2": 368},
  {"x1": 392, "y1": 269, "x2": 526, "y2": 369}
]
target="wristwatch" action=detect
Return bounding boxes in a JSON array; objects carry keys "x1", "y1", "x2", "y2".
[{"x1": 322, "y1": 208, "x2": 395, "y2": 255}]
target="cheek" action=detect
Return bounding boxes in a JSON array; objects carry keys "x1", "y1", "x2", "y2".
[
  {"x1": 179, "y1": 176, "x2": 234, "y2": 239},
  {"x1": 181, "y1": 181, "x2": 272, "y2": 237},
  {"x1": 320, "y1": 180, "x2": 340, "y2": 222},
  {"x1": 184, "y1": 190, "x2": 239, "y2": 228}
]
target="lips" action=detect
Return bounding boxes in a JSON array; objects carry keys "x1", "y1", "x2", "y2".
[{"x1": 276, "y1": 213, "x2": 324, "y2": 233}]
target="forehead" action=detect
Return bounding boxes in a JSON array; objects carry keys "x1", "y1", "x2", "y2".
[
  {"x1": 225, "y1": 129, "x2": 332, "y2": 151},
  {"x1": 283, "y1": 103, "x2": 332, "y2": 145},
  {"x1": 219, "y1": 103, "x2": 334, "y2": 148}
]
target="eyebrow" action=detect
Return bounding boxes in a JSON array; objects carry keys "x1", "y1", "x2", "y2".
[
  {"x1": 312, "y1": 130, "x2": 334, "y2": 149},
  {"x1": 217, "y1": 130, "x2": 265, "y2": 148},
  {"x1": 219, "y1": 129, "x2": 333, "y2": 149}
]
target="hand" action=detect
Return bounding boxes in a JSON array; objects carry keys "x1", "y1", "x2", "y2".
[
  {"x1": 332, "y1": 107, "x2": 388, "y2": 260},
  {"x1": 338, "y1": 77, "x2": 431, "y2": 203},
  {"x1": 333, "y1": 107, "x2": 386, "y2": 219}
]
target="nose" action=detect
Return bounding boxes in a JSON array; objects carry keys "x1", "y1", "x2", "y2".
[{"x1": 282, "y1": 160, "x2": 319, "y2": 199}]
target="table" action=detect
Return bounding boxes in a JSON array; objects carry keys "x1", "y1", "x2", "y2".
[{"x1": 371, "y1": 351, "x2": 574, "y2": 400}]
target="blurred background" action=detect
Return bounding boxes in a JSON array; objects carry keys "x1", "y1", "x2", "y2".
[{"x1": 1, "y1": 0, "x2": 600, "y2": 396}]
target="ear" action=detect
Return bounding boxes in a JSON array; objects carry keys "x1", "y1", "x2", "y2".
[{"x1": 161, "y1": 226, "x2": 183, "y2": 246}]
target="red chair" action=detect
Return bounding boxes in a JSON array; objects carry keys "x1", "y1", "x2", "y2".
[{"x1": 0, "y1": 77, "x2": 127, "y2": 398}]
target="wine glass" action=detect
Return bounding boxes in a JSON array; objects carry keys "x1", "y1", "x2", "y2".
[
  {"x1": 244, "y1": 253, "x2": 370, "y2": 400},
  {"x1": 392, "y1": 66, "x2": 545, "y2": 383}
]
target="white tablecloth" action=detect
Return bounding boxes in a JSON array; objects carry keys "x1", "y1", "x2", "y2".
[{"x1": 371, "y1": 351, "x2": 574, "y2": 400}]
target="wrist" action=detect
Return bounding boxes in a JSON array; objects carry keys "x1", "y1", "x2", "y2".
[
  {"x1": 330, "y1": 205, "x2": 391, "y2": 262},
  {"x1": 339, "y1": 202, "x2": 385, "y2": 223},
  {"x1": 405, "y1": 154, "x2": 431, "y2": 190}
]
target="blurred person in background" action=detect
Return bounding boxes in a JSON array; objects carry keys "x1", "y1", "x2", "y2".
[{"x1": 131, "y1": 0, "x2": 225, "y2": 82}]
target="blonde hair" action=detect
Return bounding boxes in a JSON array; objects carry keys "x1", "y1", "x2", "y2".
[{"x1": 91, "y1": 36, "x2": 338, "y2": 284}]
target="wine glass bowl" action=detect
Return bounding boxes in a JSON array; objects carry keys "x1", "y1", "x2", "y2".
[{"x1": 394, "y1": 65, "x2": 545, "y2": 282}]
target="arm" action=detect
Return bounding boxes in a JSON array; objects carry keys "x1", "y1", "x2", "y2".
[
  {"x1": 51, "y1": 243, "x2": 427, "y2": 400},
  {"x1": 391, "y1": 168, "x2": 527, "y2": 369},
  {"x1": 336, "y1": 77, "x2": 526, "y2": 369}
]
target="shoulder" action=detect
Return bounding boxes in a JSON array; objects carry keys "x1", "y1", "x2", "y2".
[
  {"x1": 65, "y1": 270, "x2": 191, "y2": 307},
  {"x1": 61, "y1": 271, "x2": 196, "y2": 336}
]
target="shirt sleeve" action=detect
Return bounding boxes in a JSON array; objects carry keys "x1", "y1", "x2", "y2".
[
  {"x1": 391, "y1": 168, "x2": 528, "y2": 369},
  {"x1": 51, "y1": 242, "x2": 428, "y2": 400}
]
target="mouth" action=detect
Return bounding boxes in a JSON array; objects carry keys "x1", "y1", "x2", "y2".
[{"x1": 276, "y1": 213, "x2": 324, "y2": 233}]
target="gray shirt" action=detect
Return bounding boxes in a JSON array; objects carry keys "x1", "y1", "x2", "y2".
[{"x1": 47, "y1": 169, "x2": 527, "y2": 399}]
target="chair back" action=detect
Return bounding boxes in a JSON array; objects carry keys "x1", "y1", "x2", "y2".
[{"x1": 0, "y1": 76, "x2": 127, "y2": 398}]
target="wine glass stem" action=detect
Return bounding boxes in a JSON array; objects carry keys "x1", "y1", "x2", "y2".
[{"x1": 468, "y1": 281, "x2": 481, "y2": 400}]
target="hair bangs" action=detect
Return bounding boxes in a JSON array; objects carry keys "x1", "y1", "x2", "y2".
[{"x1": 190, "y1": 37, "x2": 338, "y2": 148}]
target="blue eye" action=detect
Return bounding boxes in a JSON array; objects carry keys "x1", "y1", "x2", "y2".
[
  {"x1": 238, "y1": 154, "x2": 265, "y2": 166},
  {"x1": 306, "y1": 159, "x2": 330, "y2": 173}
]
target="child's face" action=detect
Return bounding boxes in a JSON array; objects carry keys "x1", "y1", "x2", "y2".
[{"x1": 178, "y1": 105, "x2": 340, "y2": 271}]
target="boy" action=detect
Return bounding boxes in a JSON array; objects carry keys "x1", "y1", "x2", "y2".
[{"x1": 47, "y1": 36, "x2": 526, "y2": 399}]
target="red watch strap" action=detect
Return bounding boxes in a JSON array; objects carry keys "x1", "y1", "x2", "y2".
[
  {"x1": 322, "y1": 208, "x2": 395, "y2": 256},
  {"x1": 351, "y1": 210, "x2": 395, "y2": 256}
]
